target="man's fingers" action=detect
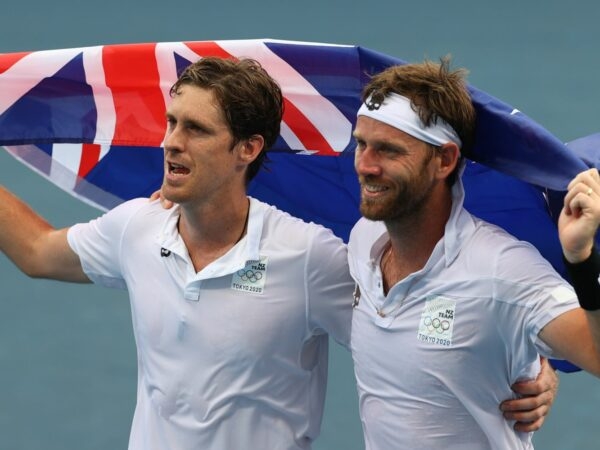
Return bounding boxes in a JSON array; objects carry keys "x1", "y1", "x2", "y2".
[
  {"x1": 501, "y1": 399, "x2": 548, "y2": 417},
  {"x1": 149, "y1": 189, "x2": 162, "y2": 201},
  {"x1": 501, "y1": 401, "x2": 549, "y2": 432},
  {"x1": 500, "y1": 391, "x2": 548, "y2": 413},
  {"x1": 564, "y1": 168, "x2": 600, "y2": 215},
  {"x1": 148, "y1": 189, "x2": 175, "y2": 209},
  {"x1": 513, "y1": 416, "x2": 545, "y2": 433},
  {"x1": 510, "y1": 380, "x2": 550, "y2": 397},
  {"x1": 503, "y1": 405, "x2": 549, "y2": 423}
]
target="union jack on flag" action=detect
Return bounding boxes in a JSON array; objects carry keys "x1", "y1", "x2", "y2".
[
  {"x1": 0, "y1": 39, "x2": 597, "y2": 372},
  {"x1": 0, "y1": 40, "x2": 384, "y2": 213}
]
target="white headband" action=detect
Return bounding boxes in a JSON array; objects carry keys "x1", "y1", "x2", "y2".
[{"x1": 357, "y1": 93, "x2": 462, "y2": 148}]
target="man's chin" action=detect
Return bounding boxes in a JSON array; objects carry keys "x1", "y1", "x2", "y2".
[
  {"x1": 359, "y1": 203, "x2": 391, "y2": 221},
  {"x1": 161, "y1": 187, "x2": 184, "y2": 205}
]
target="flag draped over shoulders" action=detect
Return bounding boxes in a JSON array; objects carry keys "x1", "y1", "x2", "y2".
[{"x1": 0, "y1": 39, "x2": 596, "y2": 372}]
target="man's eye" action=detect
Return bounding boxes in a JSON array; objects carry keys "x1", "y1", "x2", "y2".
[
  {"x1": 185, "y1": 122, "x2": 206, "y2": 134},
  {"x1": 379, "y1": 146, "x2": 402, "y2": 155}
]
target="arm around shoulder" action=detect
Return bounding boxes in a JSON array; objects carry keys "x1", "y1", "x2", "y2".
[
  {"x1": 306, "y1": 226, "x2": 354, "y2": 349},
  {"x1": 0, "y1": 186, "x2": 89, "y2": 283}
]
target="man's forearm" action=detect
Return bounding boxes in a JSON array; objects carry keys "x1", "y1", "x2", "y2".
[
  {"x1": 0, "y1": 185, "x2": 55, "y2": 275},
  {"x1": 0, "y1": 185, "x2": 87, "y2": 281},
  {"x1": 564, "y1": 248, "x2": 600, "y2": 355}
]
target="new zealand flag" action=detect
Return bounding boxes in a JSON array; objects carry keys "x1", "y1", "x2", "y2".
[{"x1": 1, "y1": 39, "x2": 596, "y2": 371}]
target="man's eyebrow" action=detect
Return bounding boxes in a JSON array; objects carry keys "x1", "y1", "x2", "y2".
[
  {"x1": 165, "y1": 112, "x2": 210, "y2": 131},
  {"x1": 352, "y1": 132, "x2": 390, "y2": 147}
]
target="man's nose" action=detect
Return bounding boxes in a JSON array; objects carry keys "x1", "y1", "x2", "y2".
[
  {"x1": 355, "y1": 147, "x2": 382, "y2": 176},
  {"x1": 163, "y1": 127, "x2": 183, "y2": 152}
]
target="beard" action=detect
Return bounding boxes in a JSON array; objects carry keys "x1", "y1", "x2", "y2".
[
  {"x1": 359, "y1": 179, "x2": 433, "y2": 221},
  {"x1": 359, "y1": 161, "x2": 435, "y2": 222}
]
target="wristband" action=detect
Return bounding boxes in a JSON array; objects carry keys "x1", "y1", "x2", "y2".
[{"x1": 563, "y1": 247, "x2": 600, "y2": 311}]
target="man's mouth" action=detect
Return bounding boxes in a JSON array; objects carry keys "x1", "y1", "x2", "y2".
[
  {"x1": 363, "y1": 183, "x2": 388, "y2": 193},
  {"x1": 361, "y1": 182, "x2": 389, "y2": 196},
  {"x1": 168, "y1": 162, "x2": 190, "y2": 175}
]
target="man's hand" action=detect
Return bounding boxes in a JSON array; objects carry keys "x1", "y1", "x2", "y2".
[
  {"x1": 149, "y1": 188, "x2": 175, "y2": 209},
  {"x1": 499, "y1": 357, "x2": 559, "y2": 432},
  {"x1": 559, "y1": 168, "x2": 600, "y2": 263}
]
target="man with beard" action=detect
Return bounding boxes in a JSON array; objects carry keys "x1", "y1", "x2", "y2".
[{"x1": 348, "y1": 58, "x2": 600, "y2": 449}]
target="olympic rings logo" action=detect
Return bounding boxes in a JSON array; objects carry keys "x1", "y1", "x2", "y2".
[
  {"x1": 236, "y1": 269, "x2": 263, "y2": 283},
  {"x1": 422, "y1": 316, "x2": 451, "y2": 334}
]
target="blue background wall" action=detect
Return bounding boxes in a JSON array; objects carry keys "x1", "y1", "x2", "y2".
[{"x1": 1, "y1": 1, "x2": 599, "y2": 448}]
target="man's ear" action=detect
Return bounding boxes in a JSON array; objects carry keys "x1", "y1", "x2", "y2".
[
  {"x1": 436, "y1": 143, "x2": 461, "y2": 179},
  {"x1": 238, "y1": 135, "x2": 265, "y2": 165}
]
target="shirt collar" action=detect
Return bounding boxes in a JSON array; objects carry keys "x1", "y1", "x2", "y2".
[
  {"x1": 155, "y1": 197, "x2": 265, "y2": 279},
  {"x1": 443, "y1": 172, "x2": 475, "y2": 266},
  {"x1": 366, "y1": 170, "x2": 475, "y2": 269}
]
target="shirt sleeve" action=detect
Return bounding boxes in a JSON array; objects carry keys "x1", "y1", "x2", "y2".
[
  {"x1": 67, "y1": 198, "x2": 147, "y2": 289},
  {"x1": 492, "y1": 239, "x2": 580, "y2": 360},
  {"x1": 305, "y1": 226, "x2": 354, "y2": 349}
]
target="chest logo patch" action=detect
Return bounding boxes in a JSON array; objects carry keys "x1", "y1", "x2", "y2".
[
  {"x1": 417, "y1": 296, "x2": 456, "y2": 347},
  {"x1": 231, "y1": 256, "x2": 268, "y2": 294}
]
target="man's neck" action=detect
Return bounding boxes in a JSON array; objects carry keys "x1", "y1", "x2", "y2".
[
  {"x1": 178, "y1": 195, "x2": 250, "y2": 272},
  {"x1": 381, "y1": 188, "x2": 452, "y2": 292}
]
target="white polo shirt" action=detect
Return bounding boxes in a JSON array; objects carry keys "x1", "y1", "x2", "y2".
[
  {"x1": 67, "y1": 197, "x2": 353, "y2": 450},
  {"x1": 348, "y1": 179, "x2": 579, "y2": 450}
]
